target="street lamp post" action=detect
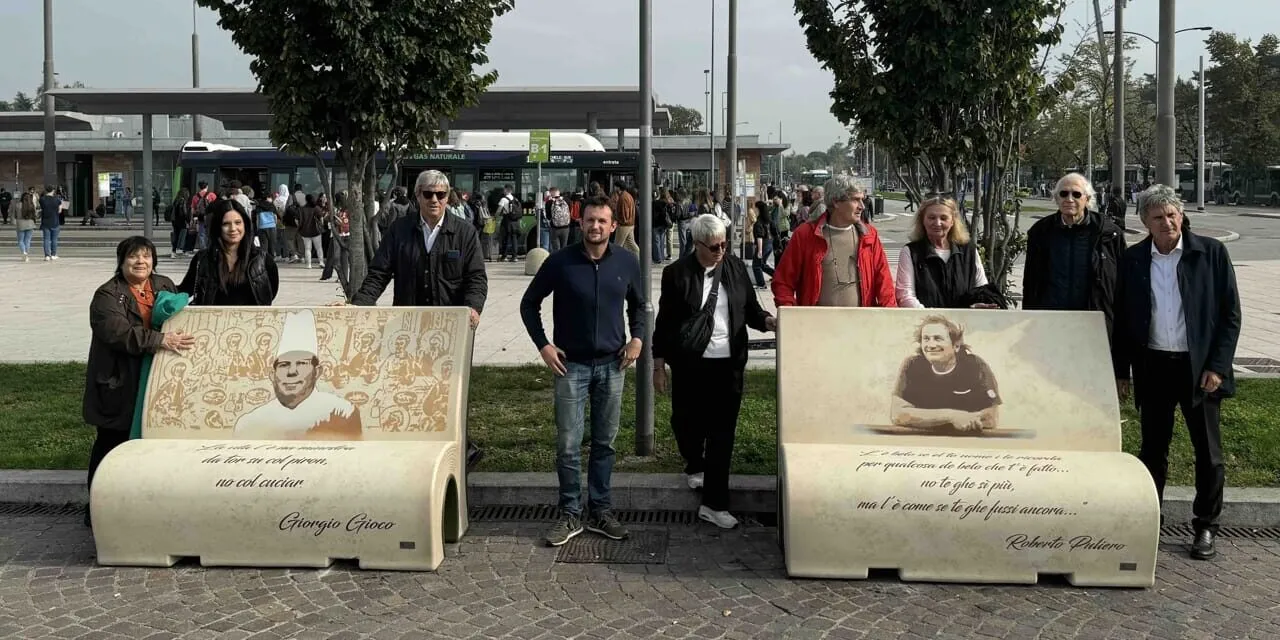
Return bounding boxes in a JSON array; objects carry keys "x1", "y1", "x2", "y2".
[
  {"x1": 709, "y1": 1, "x2": 716, "y2": 189},
  {"x1": 1198, "y1": 55, "x2": 1206, "y2": 211},
  {"x1": 1104, "y1": 24, "x2": 1211, "y2": 188},
  {"x1": 704, "y1": 69, "x2": 711, "y2": 189}
]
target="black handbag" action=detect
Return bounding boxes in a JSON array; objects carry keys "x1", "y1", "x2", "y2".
[{"x1": 676, "y1": 263, "x2": 723, "y2": 355}]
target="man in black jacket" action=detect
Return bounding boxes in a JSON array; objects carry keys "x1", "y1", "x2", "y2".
[
  {"x1": 1022, "y1": 173, "x2": 1126, "y2": 339},
  {"x1": 520, "y1": 195, "x2": 645, "y2": 547},
  {"x1": 1113, "y1": 184, "x2": 1241, "y2": 561},
  {"x1": 351, "y1": 170, "x2": 488, "y2": 467}
]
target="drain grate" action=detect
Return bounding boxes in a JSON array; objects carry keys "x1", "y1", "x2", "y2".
[
  {"x1": 470, "y1": 505, "x2": 698, "y2": 525},
  {"x1": 1161, "y1": 523, "x2": 1280, "y2": 539},
  {"x1": 0, "y1": 503, "x2": 85, "y2": 517},
  {"x1": 556, "y1": 530, "x2": 669, "y2": 564},
  {"x1": 1234, "y1": 357, "x2": 1280, "y2": 374}
]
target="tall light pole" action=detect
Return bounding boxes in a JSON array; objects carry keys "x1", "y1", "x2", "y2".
[
  {"x1": 726, "y1": 0, "x2": 739, "y2": 255},
  {"x1": 635, "y1": 0, "x2": 655, "y2": 456},
  {"x1": 1111, "y1": 2, "x2": 1124, "y2": 202},
  {"x1": 704, "y1": 69, "x2": 711, "y2": 188},
  {"x1": 42, "y1": 0, "x2": 56, "y2": 187},
  {"x1": 192, "y1": 1, "x2": 203, "y2": 141},
  {"x1": 1156, "y1": 0, "x2": 1176, "y2": 187},
  {"x1": 1105, "y1": 24, "x2": 1211, "y2": 189},
  {"x1": 1198, "y1": 54, "x2": 1206, "y2": 211},
  {"x1": 1087, "y1": 107, "x2": 1094, "y2": 184},
  {"x1": 709, "y1": 0, "x2": 716, "y2": 189}
]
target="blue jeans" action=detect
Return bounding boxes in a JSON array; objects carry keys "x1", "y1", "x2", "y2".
[
  {"x1": 41, "y1": 228, "x2": 59, "y2": 257},
  {"x1": 16, "y1": 229, "x2": 33, "y2": 254},
  {"x1": 554, "y1": 360, "x2": 624, "y2": 517},
  {"x1": 171, "y1": 228, "x2": 187, "y2": 253}
]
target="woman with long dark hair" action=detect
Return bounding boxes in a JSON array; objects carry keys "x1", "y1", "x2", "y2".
[{"x1": 178, "y1": 199, "x2": 279, "y2": 305}]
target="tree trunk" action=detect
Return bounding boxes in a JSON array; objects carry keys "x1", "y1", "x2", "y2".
[{"x1": 345, "y1": 149, "x2": 372, "y2": 298}]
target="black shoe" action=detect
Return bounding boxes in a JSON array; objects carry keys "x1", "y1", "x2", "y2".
[
  {"x1": 466, "y1": 441, "x2": 484, "y2": 471},
  {"x1": 586, "y1": 511, "x2": 629, "y2": 540},
  {"x1": 544, "y1": 513, "x2": 584, "y2": 547},
  {"x1": 1190, "y1": 529, "x2": 1217, "y2": 560}
]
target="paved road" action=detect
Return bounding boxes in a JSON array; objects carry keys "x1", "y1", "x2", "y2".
[{"x1": 0, "y1": 513, "x2": 1277, "y2": 639}]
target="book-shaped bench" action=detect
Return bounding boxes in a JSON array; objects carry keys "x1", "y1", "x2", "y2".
[
  {"x1": 90, "y1": 306, "x2": 473, "y2": 571},
  {"x1": 776, "y1": 308, "x2": 1159, "y2": 587}
]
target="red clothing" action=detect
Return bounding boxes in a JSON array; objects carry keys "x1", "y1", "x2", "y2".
[{"x1": 771, "y1": 213, "x2": 896, "y2": 307}]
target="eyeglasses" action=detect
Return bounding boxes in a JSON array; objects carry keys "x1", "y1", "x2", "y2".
[
  {"x1": 419, "y1": 190, "x2": 449, "y2": 201},
  {"x1": 698, "y1": 241, "x2": 727, "y2": 253},
  {"x1": 1058, "y1": 190, "x2": 1084, "y2": 200}
]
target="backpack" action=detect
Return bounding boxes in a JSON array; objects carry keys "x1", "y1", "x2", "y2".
[
  {"x1": 500, "y1": 195, "x2": 522, "y2": 223},
  {"x1": 283, "y1": 201, "x2": 301, "y2": 227},
  {"x1": 549, "y1": 197, "x2": 570, "y2": 227},
  {"x1": 192, "y1": 191, "x2": 211, "y2": 222}
]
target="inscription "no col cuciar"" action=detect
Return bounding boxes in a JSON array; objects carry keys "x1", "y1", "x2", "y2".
[{"x1": 278, "y1": 511, "x2": 396, "y2": 537}]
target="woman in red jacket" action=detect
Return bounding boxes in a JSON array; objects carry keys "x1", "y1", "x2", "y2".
[{"x1": 770, "y1": 175, "x2": 896, "y2": 308}]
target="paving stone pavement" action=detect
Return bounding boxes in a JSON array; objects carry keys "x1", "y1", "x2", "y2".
[{"x1": 0, "y1": 514, "x2": 1277, "y2": 639}]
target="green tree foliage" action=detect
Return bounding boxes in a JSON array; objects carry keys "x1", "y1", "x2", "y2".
[
  {"x1": 196, "y1": 0, "x2": 514, "y2": 294},
  {"x1": 794, "y1": 0, "x2": 1066, "y2": 291},
  {"x1": 10, "y1": 92, "x2": 36, "y2": 111},
  {"x1": 659, "y1": 104, "x2": 704, "y2": 134},
  {"x1": 1205, "y1": 31, "x2": 1280, "y2": 203}
]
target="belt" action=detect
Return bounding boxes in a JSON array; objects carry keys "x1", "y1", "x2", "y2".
[{"x1": 1146, "y1": 349, "x2": 1189, "y2": 361}]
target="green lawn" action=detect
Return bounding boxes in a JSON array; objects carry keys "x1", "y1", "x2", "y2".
[{"x1": 3, "y1": 363, "x2": 1277, "y2": 487}]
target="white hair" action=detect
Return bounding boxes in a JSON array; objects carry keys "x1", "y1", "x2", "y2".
[
  {"x1": 689, "y1": 213, "x2": 726, "y2": 244},
  {"x1": 413, "y1": 170, "x2": 450, "y2": 194},
  {"x1": 1137, "y1": 184, "x2": 1184, "y2": 220},
  {"x1": 823, "y1": 176, "x2": 865, "y2": 208},
  {"x1": 1054, "y1": 172, "x2": 1096, "y2": 204}
]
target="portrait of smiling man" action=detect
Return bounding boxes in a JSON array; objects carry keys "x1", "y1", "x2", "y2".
[
  {"x1": 890, "y1": 315, "x2": 1002, "y2": 434},
  {"x1": 234, "y1": 309, "x2": 363, "y2": 440}
]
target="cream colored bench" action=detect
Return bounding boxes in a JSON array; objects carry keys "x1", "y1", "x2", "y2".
[
  {"x1": 90, "y1": 306, "x2": 474, "y2": 571},
  {"x1": 777, "y1": 308, "x2": 1160, "y2": 587}
]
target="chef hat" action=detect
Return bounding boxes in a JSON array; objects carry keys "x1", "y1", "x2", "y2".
[{"x1": 276, "y1": 310, "x2": 319, "y2": 359}]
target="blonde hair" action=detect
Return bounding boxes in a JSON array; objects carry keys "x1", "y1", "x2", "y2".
[{"x1": 908, "y1": 197, "x2": 970, "y2": 245}]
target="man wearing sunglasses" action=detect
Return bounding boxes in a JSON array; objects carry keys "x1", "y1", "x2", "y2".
[
  {"x1": 772, "y1": 175, "x2": 895, "y2": 308},
  {"x1": 1022, "y1": 172, "x2": 1125, "y2": 341},
  {"x1": 351, "y1": 169, "x2": 489, "y2": 467}
]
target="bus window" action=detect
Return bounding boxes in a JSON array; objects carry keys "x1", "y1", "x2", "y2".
[
  {"x1": 296, "y1": 167, "x2": 322, "y2": 197},
  {"x1": 452, "y1": 171, "x2": 475, "y2": 196},
  {"x1": 270, "y1": 172, "x2": 292, "y2": 197},
  {"x1": 523, "y1": 168, "x2": 577, "y2": 197}
]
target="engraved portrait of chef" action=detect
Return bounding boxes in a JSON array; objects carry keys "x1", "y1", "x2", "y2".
[
  {"x1": 234, "y1": 309, "x2": 363, "y2": 440},
  {"x1": 890, "y1": 315, "x2": 1002, "y2": 434}
]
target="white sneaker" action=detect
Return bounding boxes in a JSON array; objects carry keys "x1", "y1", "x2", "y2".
[
  {"x1": 44, "y1": 256, "x2": 50, "y2": 262},
  {"x1": 22, "y1": 254, "x2": 29, "y2": 263},
  {"x1": 698, "y1": 505, "x2": 738, "y2": 529},
  {"x1": 686, "y1": 472, "x2": 704, "y2": 490},
  {"x1": 50, "y1": 255, "x2": 58, "y2": 261}
]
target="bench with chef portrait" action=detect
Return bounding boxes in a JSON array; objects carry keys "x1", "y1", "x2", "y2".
[
  {"x1": 89, "y1": 306, "x2": 474, "y2": 571},
  {"x1": 776, "y1": 307, "x2": 1160, "y2": 587}
]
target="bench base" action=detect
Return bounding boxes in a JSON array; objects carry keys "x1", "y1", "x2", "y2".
[
  {"x1": 90, "y1": 439, "x2": 466, "y2": 571},
  {"x1": 781, "y1": 443, "x2": 1160, "y2": 587}
]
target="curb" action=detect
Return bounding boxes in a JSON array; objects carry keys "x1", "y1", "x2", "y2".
[
  {"x1": 3, "y1": 470, "x2": 1276, "y2": 528},
  {"x1": 1239, "y1": 212, "x2": 1280, "y2": 221}
]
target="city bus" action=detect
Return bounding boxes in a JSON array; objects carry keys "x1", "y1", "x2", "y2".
[
  {"x1": 177, "y1": 132, "x2": 640, "y2": 250},
  {"x1": 1218, "y1": 164, "x2": 1280, "y2": 206}
]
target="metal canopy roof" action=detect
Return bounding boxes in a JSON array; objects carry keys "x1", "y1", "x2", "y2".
[
  {"x1": 46, "y1": 86, "x2": 670, "y2": 132},
  {"x1": 0, "y1": 111, "x2": 101, "y2": 132}
]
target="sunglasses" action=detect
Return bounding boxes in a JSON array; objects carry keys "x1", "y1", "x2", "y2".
[
  {"x1": 1058, "y1": 190, "x2": 1084, "y2": 200},
  {"x1": 419, "y1": 190, "x2": 449, "y2": 201},
  {"x1": 699, "y1": 241, "x2": 727, "y2": 253}
]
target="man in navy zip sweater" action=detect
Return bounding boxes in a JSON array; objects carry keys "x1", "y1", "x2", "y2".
[{"x1": 520, "y1": 195, "x2": 645, "y2": 547}]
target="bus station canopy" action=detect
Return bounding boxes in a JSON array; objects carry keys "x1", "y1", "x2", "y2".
[
  {"x1": 45, "y1": 86, "x2": 670, "y2": 132},
  {"x1": 0, "y1": 111, "x2": 101, "y2": 132}
]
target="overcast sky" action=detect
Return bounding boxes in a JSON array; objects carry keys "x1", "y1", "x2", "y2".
[{"x1": 0, "y1": 0, "x2": 1272, "y2": 153}]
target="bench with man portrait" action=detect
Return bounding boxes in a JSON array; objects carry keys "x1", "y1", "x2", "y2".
[
  {"x1": 777, "y1": 307, "x2": 1160, "y2": 587},
  {"x1": 89, "y1": 305, "x2": 474, "y2": 571}
]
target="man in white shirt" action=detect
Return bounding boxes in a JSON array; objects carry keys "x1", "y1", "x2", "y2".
[
  {"x1": 1113, "y1": 184, "x2": 1241, "y2": 562},
  {"x1": 235, "y1": 309, "x2": 363, "y2": 440}
]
